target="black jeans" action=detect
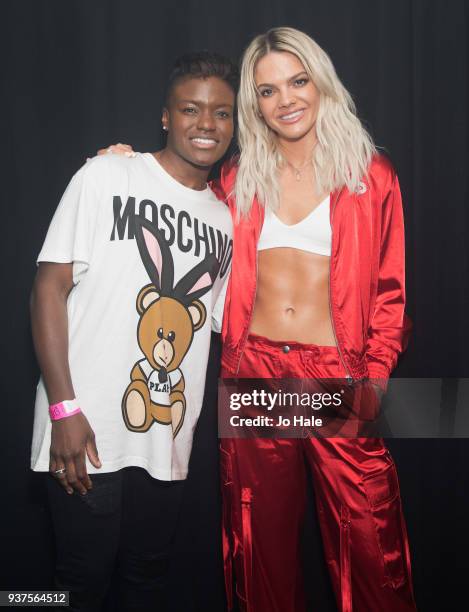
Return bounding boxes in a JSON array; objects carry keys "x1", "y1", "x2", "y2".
[{"x1": 46, "y1": 466, "x2": 184, "y2": 612}]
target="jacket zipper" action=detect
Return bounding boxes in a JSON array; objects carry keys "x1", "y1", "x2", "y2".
[{"x1": 329, "y1": 191, "x2": 353, "y2": 384}]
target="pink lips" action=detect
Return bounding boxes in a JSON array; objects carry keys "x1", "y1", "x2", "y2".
[{"x1": 277, "y1": 109, "x2": 305, "y2": 124}]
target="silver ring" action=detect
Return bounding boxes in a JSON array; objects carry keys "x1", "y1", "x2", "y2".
[{"x1": 54, "y1": 468, "x2": 66, "y2": 475}]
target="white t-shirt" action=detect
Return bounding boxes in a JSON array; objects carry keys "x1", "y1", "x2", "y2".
[{"x1": 31, "y1": 153, "x2": 232, "y2": 480}]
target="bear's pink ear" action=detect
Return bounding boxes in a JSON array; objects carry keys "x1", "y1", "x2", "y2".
[
  {"x1": 135, "y1": 217, "x2": 175, "y2": 293},
  {"x1": 143, "y1": 227, "x2": 163, "y2": 279},
  {"x1": 186, "y1": 272, "x2": 212, "y2": 297},
  {"x1": 173, "y1": 253, "x2": 219, "y2": 305}
]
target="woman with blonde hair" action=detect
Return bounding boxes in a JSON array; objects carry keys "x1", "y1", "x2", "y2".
[{"x1": 218, "y1": 27, "x2": 417, "y2": 611}]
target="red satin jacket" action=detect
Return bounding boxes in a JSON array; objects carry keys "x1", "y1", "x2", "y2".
[{"x1": 213, "y1": 154, "x2": 411, "y2": 389}]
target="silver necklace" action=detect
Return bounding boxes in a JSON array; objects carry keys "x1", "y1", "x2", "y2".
[{"x1": 285, "y1": 157, "x2": 311, "y2": 181}]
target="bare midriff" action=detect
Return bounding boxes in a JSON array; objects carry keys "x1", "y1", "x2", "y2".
[{"x1": 249, "y1": 247, "x2": 336, "y2": 346}]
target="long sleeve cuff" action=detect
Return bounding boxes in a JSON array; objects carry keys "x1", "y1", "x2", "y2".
[{"x1": 366, "y1": 359, "x2": 392, "y2": 392}]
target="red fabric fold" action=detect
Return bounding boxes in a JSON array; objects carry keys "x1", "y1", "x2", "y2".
[
  {"x1": 241, "y1": 487, "x2": 253, "y2": 612},
  {"x1": 340, "y1": 505, "x2": 352, "y2": 612},
  {"x1": 222, "y1": 512, "x2": 233, "y2": 610}
]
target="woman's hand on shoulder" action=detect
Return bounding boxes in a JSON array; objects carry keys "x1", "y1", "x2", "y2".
[{"x1": 96, "y1": 142, "x2": 136, "y2": 157}]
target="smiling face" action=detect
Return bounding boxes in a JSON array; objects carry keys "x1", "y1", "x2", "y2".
[
  {"x1": 255, "y1": 51, "x2": 320, "y2": 144},
  {"x1": 162, "y1": 76, "x2": 235, "y2": 169}
]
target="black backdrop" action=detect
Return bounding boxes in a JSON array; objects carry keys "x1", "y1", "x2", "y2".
[{"x1": 1, "y1": 1, "x2": 468, "y2": 610}]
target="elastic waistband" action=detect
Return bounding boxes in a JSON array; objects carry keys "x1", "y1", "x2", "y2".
[{"x1": 246, "y1": 332, "x2": 339, "y2": 356}]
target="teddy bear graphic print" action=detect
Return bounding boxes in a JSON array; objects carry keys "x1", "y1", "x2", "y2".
[
  {"x1": 122, "y1": 217, "x2": 220, "y2": 437},
  {"x1": 31, "y1": 153, "x2": 232, "y2": 481}
]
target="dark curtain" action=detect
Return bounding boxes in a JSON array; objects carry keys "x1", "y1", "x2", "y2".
[{"x1": 1, "y1": 1, "x2": 468, "y2": 610}]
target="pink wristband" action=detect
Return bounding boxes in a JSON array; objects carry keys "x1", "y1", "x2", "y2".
[{"x1": 49, "y1": 399, "x2": 81, "y2": 421}]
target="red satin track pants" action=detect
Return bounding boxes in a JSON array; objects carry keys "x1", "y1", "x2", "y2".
[{"x1": 220, "y1": 334, "x2": 417, "y2": 612}]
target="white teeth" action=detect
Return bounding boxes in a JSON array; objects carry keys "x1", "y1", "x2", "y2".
[
  {"x1": 280, "y1": 110, "x2": 303, "y2": 120},
  {"x1": 192, "y1": 138, "x2": 217, "y2": 144}
]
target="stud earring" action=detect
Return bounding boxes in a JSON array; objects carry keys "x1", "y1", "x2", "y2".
[{"x1": 162, "y1": 125, "x2": 168, "y2": 131}]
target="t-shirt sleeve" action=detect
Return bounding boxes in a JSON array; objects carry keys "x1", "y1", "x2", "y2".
[
  {"x1": 37, "y1": 163, "x2": 100, "y2": 284},
  {"x1": 211, "y1": 271, "x2": 230, "y2": 333}
]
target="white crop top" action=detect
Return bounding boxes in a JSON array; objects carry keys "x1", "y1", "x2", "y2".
[{"x1": 257, "y1": 195, "x2": 331, "y2": 256}]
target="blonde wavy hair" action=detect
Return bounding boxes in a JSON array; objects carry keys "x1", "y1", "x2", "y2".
[{"x1": 235, "y1": 27, "x2": 376, "y2": 216}]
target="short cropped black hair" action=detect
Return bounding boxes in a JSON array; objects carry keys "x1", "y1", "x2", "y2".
[{"x1": 165, "y1": 51, "x2": 239, "y2": 105}]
